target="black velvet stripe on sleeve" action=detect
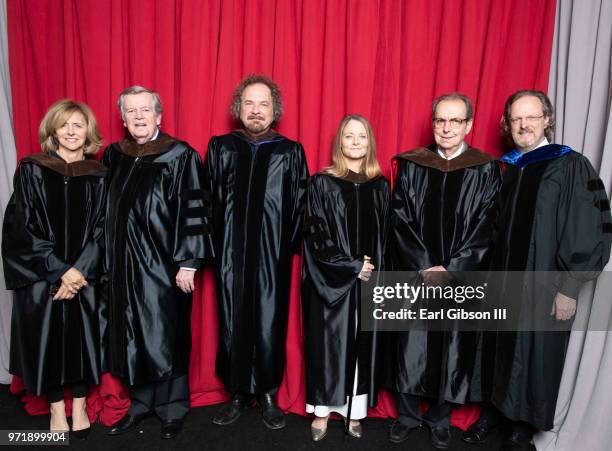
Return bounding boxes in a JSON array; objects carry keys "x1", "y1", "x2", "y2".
[
  {"x1": 595, "y1": 199, "x2": 610, "y2": 212},
  {"x1": 180, "y1": 224, "x2": 213, "y2": 237},
  {"x1": 587, "y1": 179, "x2": 605, "y2": 191}
]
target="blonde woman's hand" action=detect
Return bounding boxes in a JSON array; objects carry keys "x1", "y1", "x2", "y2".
[{"x1": 358, "y1": 261, "x2": 375, "y2": 281}]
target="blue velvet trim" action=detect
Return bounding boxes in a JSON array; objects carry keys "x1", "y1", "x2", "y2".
[{"x1": 501, "y1": 144, "x2": 572, "y2": 168}]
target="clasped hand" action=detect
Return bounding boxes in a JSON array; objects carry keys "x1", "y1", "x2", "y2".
[
  {"x1": 421, "y1": 265, "x2": 452, "y2": 286},
  {"x1": 53, "y1": 267, "x2": 88, "y2": 301},
  {"x1": 358, "y1": 258, "x2": 375, "y2": 282}
]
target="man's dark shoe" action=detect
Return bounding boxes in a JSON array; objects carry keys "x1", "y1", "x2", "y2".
[
  {"x1": 501, "y1": 430, "x2": 533, "y2": 450},
  {"x1": 257, "y1": 393, "x2": 285, "y2": 430},
  {"x1": 160, "y1": 420, "x2": 183, "y2": 439},
  {"x1": 107, "y1": 414, "x2": 147, "y2": 436},
  {"x1": 388, "y1": 420, "x2": 421, "y2": 443},
  {"x1": 212, "y1": 393, "x2": 252, "y2": 426},
  {"x1": 430, "y1": 426, "x2": 451, "y2": 449},
  {"x1": 462, "y1": 418, "x2": 496, "y2": 444}
]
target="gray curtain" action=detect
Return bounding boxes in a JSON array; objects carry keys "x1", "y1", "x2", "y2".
[
  {"x1": 0, "y1": 0, "x2": 16, "y2": 384},
  {"x1": 536, "y1": 0, "x2": 612, "y2": 449}
]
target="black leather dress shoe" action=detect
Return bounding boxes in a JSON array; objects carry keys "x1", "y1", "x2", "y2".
[
  {"x1": 430, "y1": 426, "x2": 451, "y2": 449},
  {"x1": 462, "y1": 418, "x2": 496, "y2": 444},
  {"x1": 212, "y1": 394, "x2": 252, "y2": 426},
  {"x1": 257, "y1": 393, "x2": 286, "y2": 430},
  {"x1": 107, "y1": 414, "x2": 146, "y2": 436},
  {"x1": 388, "y1": 420, "x2": 421, "y2": 443},
  {"x1": 160, "y1": 420, "x2": 183, "y2": 440},
  {"x1": 501, "y1": 430, "x2": 533, "y2": 450}
]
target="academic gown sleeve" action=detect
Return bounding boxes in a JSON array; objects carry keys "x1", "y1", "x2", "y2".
[
  {"x1": 446, "y1": 162, "x2": 502, "y2": 272},
  {"x1": 171, "y1": 145, "x2": 215, "y2": 266},
  {"x1": 202, "y1": 136, "x2": 221, "y2": 259},
  {"x1": 388, "y1": 159, "x2": 433, "y2": 270},
  {"x1": 2, "y1": 162, "x2": 71, "y2": 288},
  {"x1": 303, "y1": 176, "x2": 363, "y2": 308},
  {"x1": 289, "y1": 143, "x2": 310, "y2": 252},
  {"x1": 555, "y1": 155, "x2": 612, "y2": 298}
]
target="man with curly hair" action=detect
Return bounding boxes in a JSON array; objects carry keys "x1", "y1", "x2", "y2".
[{"x1": 205, "y1": 75, "x2": 309, "y2": 430}]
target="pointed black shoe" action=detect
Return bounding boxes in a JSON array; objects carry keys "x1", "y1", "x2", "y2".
[
  {"x1": 212, "y1": 393, "x2": 252, "y2": 426},
  {"x1": 430, "y1": 426, "x2": 451, "y2": 449},
  {"x1": 462, "y1": 418, "x2": 497, "y2": 444},
  {"x1": 161, "y1": 420, "x2": 183, "y2": 440},
  {"x1": 257, "y1": 393, "x2": 285, "y2": 430},
  {"x1": 107, "y1": 414, "x2": 147, "y2": 436}
]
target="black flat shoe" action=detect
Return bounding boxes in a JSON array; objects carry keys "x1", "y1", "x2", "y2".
[
  {"x1": 161, "y1": 420, "x2": 183, "y2": 440},
  {"x1": 212, "y1": 393, "x2": 252, "y2": 426},
  {"x1": 107, "y1": 414, "x2": 146, "y2": 436},
  {"x1": 257, "y1": 393, "x2": 285, "y2": 430},
  {"x1": 388, "y1": 420, "x2": 421, "y2": 443},
  {"x1": 462, "y1": 418, "x2": 497, "y2": 444},
  {"x1": 71, "y1": 426, "x2": 91, "y2": 440},
  {"x1": 430, "y1": 426, "x2": 451, "y2": 449}
]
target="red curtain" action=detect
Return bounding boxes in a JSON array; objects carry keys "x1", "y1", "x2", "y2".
[{"x1": 7, "y1": 0, "x2": 556, "y2": 429}]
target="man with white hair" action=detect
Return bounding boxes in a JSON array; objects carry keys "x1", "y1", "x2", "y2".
[{"x1": 104, "y1": 86, "x2": 213, "y2": 440}]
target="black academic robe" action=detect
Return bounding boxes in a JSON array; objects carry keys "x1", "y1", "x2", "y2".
[
  {"x1": 386, "y1": 146, "x2": 501, "y2": 404},
  {"x1": 2, "y1": 153, "x2": 106, "y2": 396},
  {"x1": 103, "y1": 133, "x2": 213, "y2": 386},
  {"x1": 204, "y1": 130, "x2": 309, "y2": 394},
  {"x1": 489, "y1": 145, "x2": 612, "y2": 430},
  {"x1": 302, "y1": 171, "x2": 389, "y2": 407}
]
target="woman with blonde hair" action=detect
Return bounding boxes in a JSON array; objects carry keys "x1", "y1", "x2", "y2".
[
  {"x1": 302, "y1": 114, "x2": 389, "y2": 441},
  {"x1": 2, "y1": 99, "x2": 106, "y2": 438}
]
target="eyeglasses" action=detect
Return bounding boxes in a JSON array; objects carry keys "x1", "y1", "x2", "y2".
[
  {"x1": 432, "y1": 118, "x2": 469, "y2": 130},
  {"x1": 509, "y1": 115, "x2": 544, "y2": 125}
]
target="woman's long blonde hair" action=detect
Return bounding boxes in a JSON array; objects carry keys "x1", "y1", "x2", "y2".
[{"x1": 322, "y1": 114, "x2": 382, "y2": 179}]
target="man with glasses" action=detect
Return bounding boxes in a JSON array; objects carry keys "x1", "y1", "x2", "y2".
[
  {"x1": 462, "y1": 90, "x2": 611, "y2": 450},
  {"x1": 387, "y1": 93, "x2": 501, "y2": 449}
]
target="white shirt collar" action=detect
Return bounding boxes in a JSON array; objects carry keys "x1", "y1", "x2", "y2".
[
  {"x1": 520, "y1": 137, "x2": 549, "y2": 154},
  {"x1": 534, "y1": 137, "x2": 549, "y2": 150},
  {"x1": 437, "y1": 142, "x2": 466, "y2": 160}
]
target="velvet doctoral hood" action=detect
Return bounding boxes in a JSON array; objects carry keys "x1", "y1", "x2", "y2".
[
  {"x1": 204, "y1": 131, "x2": 309, "y2": 394},
  {"x1": 103, "y1": 133, "x2": 214, "y2": 385},
  {"x1": 2, "y1": 153, "x2": 107, "y2": 395},
  {"x1": 302, "y1": 172, "x2": 389, "y2": 407},
  {"x1": 385, "y1": 145, "x2": 501, "y2": 404}
]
